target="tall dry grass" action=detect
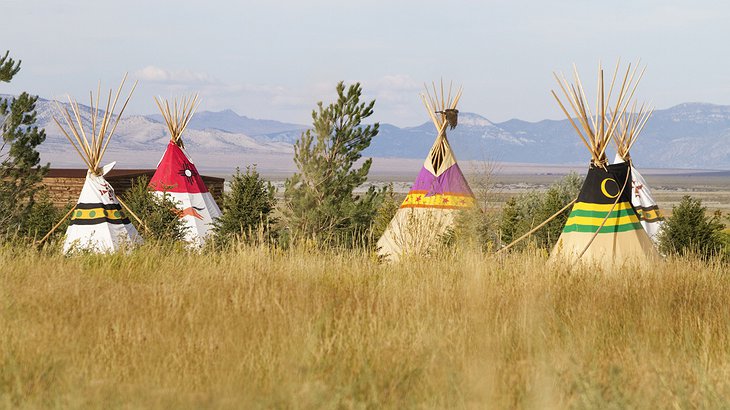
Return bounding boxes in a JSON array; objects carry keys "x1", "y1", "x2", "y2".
[{"x1": 1, "y1": 243, "x2": 729, "y2": 408}]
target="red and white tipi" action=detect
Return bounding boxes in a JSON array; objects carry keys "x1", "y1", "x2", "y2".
[{"x1": 149, "y1": 95, "x2": 221, "y2": 246}]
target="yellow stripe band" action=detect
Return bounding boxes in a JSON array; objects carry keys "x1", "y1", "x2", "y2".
[
  {"x1": 400, "y1": 190, "x2": 475, "y2": 209},
  {"x1": 72, "y1": 208, "x2": 126, "y2": 221},
  {"x1": 571, "y1": 201, "x2": 634, "y2": 212},
  {"x1": 636, "y1": 208, "x2": 664, "y2": 222}
]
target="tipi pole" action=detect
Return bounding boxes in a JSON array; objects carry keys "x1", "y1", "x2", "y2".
[
  {"x1": 35, "y1": 204, "x2": 77, "y2": 247},
  {"x1": 496, "y1": 198, "x2": 577, "y2": 254},
  {"x1": 116, "y1": 197, "x2": 150, "y2": 234}
]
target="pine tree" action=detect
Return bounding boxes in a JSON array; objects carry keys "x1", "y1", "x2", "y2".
[
  {"x1": 283, "y1": 82, "x2": 384, "y2": 247},
  {"x1": 0, "y1": 51, "x2": 50, "y2": 238},
  {"x1": 213, "y1": 166, "x2": 276, "y2": 245},
  {"x1": 0, "y1": 51, "x2": 21, "y2": 83}
]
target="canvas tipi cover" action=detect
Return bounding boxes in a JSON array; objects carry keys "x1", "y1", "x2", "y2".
[
  {"x1": 551, "y1": 161, "x2": 658, "y2": 266},
  {"x1": 377, "y1": 83, "x2": 476, "y2": 261},
  {"x1": 149, "y1": 141, "x2": 221, "y2": 245},
  {"x1": 149, "y1": 96, "x2": 221, "y2": 246},
  {"x1": 64, "y1": 163, "x2": 141, "y2": 253}
]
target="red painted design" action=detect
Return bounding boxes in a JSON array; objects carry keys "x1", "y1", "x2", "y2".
[
  {"x1": 150, "y1": 142, "x2": 209, "y2": 194},
  {"x1": 178, "y1": 206, "x2": 204, "y2": 220}
]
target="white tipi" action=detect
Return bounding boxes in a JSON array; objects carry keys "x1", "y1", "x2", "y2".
[
  {"x1": 149, "y1": 95, "x2": 221, "y2": 246},
  {"x1": 53, "y1": 76, "x2": 142, "y2": 253},
  {"x1": 611, "y1": 103, "x2": 665, "y2": 243}
]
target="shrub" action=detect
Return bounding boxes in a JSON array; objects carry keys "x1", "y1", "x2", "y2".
[
  {"x1": 499, "y1": 172, "x2": 583, "y2": 250},
  {"x1": 370, "y1": 184, "x2": 399, "y2": 243},
  {"x1": 658, "y1": 195, "x2": 725, "y2": 259},
  {"x1": 121, "y1": 176, "x2": 188, "y2": 243},
  {"x1": 212, "y1": 166, "x2": 276, "y2": 245},
  {"x1": 19, "y1": 195, "x2": 72, "y2": 242}
]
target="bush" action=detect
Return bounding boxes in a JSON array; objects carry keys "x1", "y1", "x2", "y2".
[
  {"x1": 658, "y1": 195, "x2": 725, "y2": 259},
  {"x1": 19, "y1": 195, "x2": 72, "y2": 242},
  {"x1": 121, "y1": 176, "x2": 188, "y2": 243},
  {"x1": 499, "y1": 172, "x2": 583, "y2": 250},
  {"x1": 212, "y1": 166, "x2": 276, "y2": 246},
  {"x1": 370, "y1": 184, "x2": 399, "y2": 242}
]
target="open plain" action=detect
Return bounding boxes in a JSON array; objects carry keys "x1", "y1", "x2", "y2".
[{"x1": 2, "y1": 244, "x2": 729, "y2": 408}]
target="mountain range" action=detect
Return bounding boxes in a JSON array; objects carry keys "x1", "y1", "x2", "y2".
[{"x1": 2, "y1": 94, "x2": 729, "y2": 171}]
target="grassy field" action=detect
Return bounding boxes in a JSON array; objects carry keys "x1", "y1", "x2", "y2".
[{"x1": 2, "y1": 244, "x2": 730, "y2": 408}]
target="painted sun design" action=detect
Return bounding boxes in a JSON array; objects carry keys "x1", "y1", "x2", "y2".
[{"x1": 178, "y1": 162, "x2": 198, "y2": 185}]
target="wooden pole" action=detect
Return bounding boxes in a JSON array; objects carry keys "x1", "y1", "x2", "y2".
[
  {"x1": 496, "y1": 198, "x2": 577, "y2": 254},
  {"x1": 35, "y1": 205, "x2": 76, "y2": 247},
  {"x1": 116, "y1": 196, "x2": 150, "y2": 234}
]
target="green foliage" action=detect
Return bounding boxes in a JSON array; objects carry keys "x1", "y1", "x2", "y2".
[
  {"x1": 499, "y1": 172, "x2": 583, "y2": 250},
  {"x1": 122, "y1": 176, "x2": 188, "y2": 242},
  {"x1": 0, "y1": 51, "x2": 49, "y2": 240},
  {"x1": 283, "y1": 81, "x2": 385, "y2": 247},
  {"x1": 19, "y1": 196, "x2": 72, "y2": 241},
  {"x1": 448, "y1": 206, "x2": 500, "y2": 252},
  {"x1": 658, "y1": 195, "x2": 725, "y2": 259},
  {"x1": 447, "y1": 163, "x2": 502, "y2": 251},
  {"x1": 0, "y1": 51, "x2": 21, "y2": 83},
  {"x1": 370, "y1": 184, "x2": 399, "y2": 242},
  {"x1": 213, "y1": 166, "x2": 276, "y2": 245}
]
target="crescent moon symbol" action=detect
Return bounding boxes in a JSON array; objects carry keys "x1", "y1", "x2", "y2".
[{"x1": 600, "y1": 178, "x2": 620, "y2": 198}]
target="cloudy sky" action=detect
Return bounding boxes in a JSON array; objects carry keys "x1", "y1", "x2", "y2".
[{"x1": 2, "y1": 0, "x2": 729, "y2": 126}]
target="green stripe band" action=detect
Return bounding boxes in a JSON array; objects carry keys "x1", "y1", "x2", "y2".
[
  {"x1": 563, "y1": 222, "x2": 643, "y2": 233},
  {"x1": 568, "y1": 208, "x2": 638, "y2": 218}
]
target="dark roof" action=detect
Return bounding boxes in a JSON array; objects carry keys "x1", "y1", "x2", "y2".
[{"x1": 45, "y1": 168, "x2": 224, "y2": 182}]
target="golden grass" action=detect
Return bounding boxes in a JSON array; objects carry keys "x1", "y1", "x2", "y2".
[{"x1": 1, "y1": 244, "x2": 729, "y2": 409}]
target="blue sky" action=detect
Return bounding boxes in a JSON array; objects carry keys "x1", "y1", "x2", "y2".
[{"x1": 2, "y1": 0, "x2": 729, "y2": 126}]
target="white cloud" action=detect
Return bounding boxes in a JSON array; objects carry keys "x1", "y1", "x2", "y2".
[{"x1": 134, "y1": 65, "x2": 214, "y2": 85}]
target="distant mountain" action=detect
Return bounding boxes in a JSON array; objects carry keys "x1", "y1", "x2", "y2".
[
  {"x1": 361, "y1": 103, "x2": 730, "y2": 169},
  {"x1": 147, "y1": 109, "x2": 306, "y2": 136},
  {"x1": 1, "y1": 96, "x2": 294, "y2": 170},
  {"x1": 2, "y1": 94, "x2": 730, "y2": 170}
]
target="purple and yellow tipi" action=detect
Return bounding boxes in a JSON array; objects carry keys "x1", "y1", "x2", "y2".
[{"x1": 377, "y1": 82, "x2": 476, "y2": 261}]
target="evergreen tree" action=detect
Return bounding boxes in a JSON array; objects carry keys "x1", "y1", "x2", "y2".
[
  {"x1": 0, "y1": 51, "x2": 21, "y2": 83},
  {"x1": 659, "y1": 195, "x2": 725, "y2": 259},
  {"x1": 0, "y1": 51, "x2": 50, "y2": 238},
  {"x1": 213, "y1": 166, "x2": 276, "y2": 245},
  {"x1": 283, "y1": 82, "x2": 384, "y2": 246}
]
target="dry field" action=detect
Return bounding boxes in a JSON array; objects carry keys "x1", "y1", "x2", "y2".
[{"x1": 1, "y1": 244, "x2": 730, "y2": 408}]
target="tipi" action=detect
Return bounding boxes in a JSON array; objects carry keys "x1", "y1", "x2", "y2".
[
  {"x1": 53, "y1": 76, "x2": 142, "y2": 253},
  {"x1": 611, "y1": 105, "x2": 665, "y2": 243},
  {"x1": 149, "y1": 95, "x2": 221, "y2": 246},
  {"x1": 549, "y1": 63, "x2": 658, "y2": 267},
  {"x1": 377, "y1": 81, "x2": 476, "y2": 261}
]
